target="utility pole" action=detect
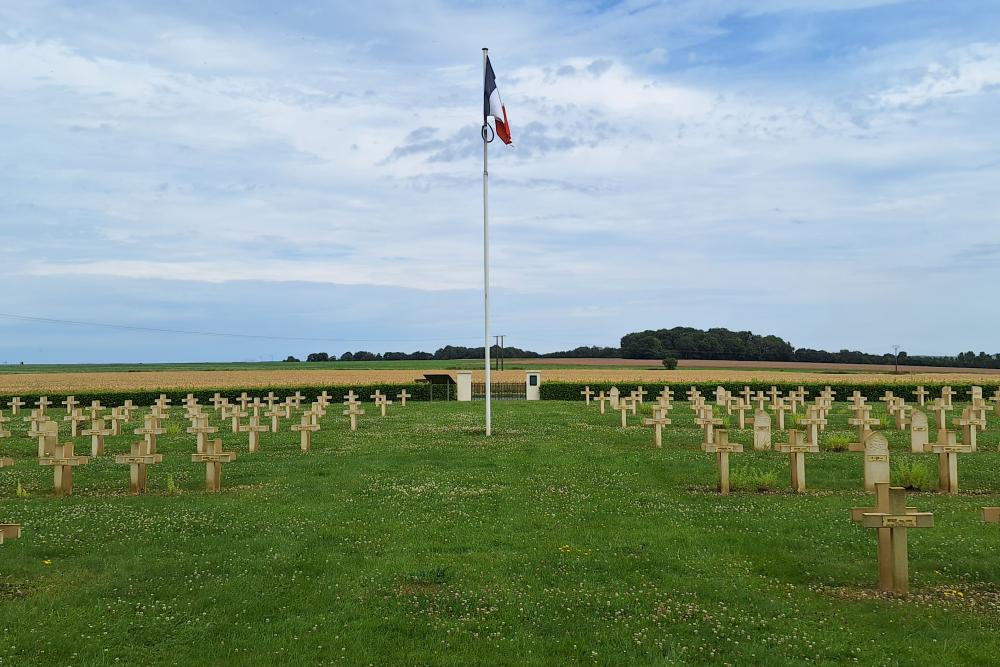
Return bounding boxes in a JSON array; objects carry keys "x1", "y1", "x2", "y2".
[
  {"x1": 493, "y1": 335, "x2": 501, "y2": 371},
  {"x1": 892, "y1": 344, "x2": 901, "y2": 375},
  {"x1": 499, "y1": 335, "x2": 505, "y2": 371}
]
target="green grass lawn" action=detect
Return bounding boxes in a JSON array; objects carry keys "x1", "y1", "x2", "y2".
[{"x1": 1, "y1": 400, "x2": 999, "y2": 665}]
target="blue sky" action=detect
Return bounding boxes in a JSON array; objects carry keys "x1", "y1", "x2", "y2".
[{"x1": 2, "y1": 0, "x2": 1000, "y2": 362}]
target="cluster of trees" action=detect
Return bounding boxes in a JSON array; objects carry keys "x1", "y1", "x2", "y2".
[{"x1": 285, "y1": 326, "x2": 1000, "y2": 370}]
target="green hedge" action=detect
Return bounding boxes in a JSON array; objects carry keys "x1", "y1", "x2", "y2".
[
  {"x1": 0, "y1": 383, "x2": 432, "y2": 408},
  {"x1": 541, "y1": 381, "x2": 999, "y2": 403}
]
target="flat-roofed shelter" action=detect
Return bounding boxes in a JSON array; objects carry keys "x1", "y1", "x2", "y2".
[{"x1": 420, "y1": 373, "x2": 456, "y2": 401}]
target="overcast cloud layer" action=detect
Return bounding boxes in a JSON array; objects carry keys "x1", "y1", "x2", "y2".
[{"x1": 2, "y1": 0, "x2": 999, "y2": 362}]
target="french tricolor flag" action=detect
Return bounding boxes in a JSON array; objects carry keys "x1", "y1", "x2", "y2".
[{"x1": 483, "y1": 55, "x2": 512, "y2": 145}]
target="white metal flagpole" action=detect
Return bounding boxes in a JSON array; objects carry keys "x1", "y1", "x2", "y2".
[{"x1": 482, "y1": 47, "x2": 492, "y2": 437}]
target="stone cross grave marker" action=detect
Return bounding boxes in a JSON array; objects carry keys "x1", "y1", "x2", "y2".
[
  {"x1": 773, "y1": 397, "x2": 789, "y2": 430},
  {"x1": 228, "y1": 405, "x2": 248, "y2": 433},
  {"x1": 634, "y1": 386, "x2": 648, "y2": 404},
  {"x1": 239, "y1": 414, "x2": 269, "y2": 453},
  {"x1": 122, "y1": 400, "x2": 136, "y2": 421},
  {"x1": 344, "y1": 402, "x2": 364, "y2": 431},
  {"x1": 396, "y1": 389, "x2": 411, "y2": 407},
  {"x1": 932, "y1": 430, "x2": 972, "y2": 495},
  {"x1": 109, "y1": 406, "x2": 129, "y2": 437},
  {"x1": 342, "y1": 390, "x2": 359, "y2": 406},
  {"x1": 695, "y1": 409, "x2": 723, "y2": 446},
  {"x1": 115, "y1": 441, "x2": 162, "y2": 494},
  {"x1": 848, "y1": 409, "x2": 880, "y2": 449},
  {"x1": 879, "y1": 391, "x2": 896, "y2": 414},
  {"x1": 0, "y1": 524, "x2": 21, "y2": 545},
  {"x1": 31, "y1": 420, "x2": 58, "y2": 458},
  {"x1": 309, "y1": 401, "x2": 326, "y2": 423},
  {"x1": 265, "y1": 404, "x2": 285, "y2": 434},
  {"x1": 888, "y1": 398, "x2": 910, "y2": 431},
  {"x1": 847, "y1": 391, "x2": 867, "y2": 413},
  {"x1": 134, "y1": 414, "x2": 166, "y2": 455},
  {"x1": 739, "y1": 386, "x2": 753, "y2": 405},
  {"x1": 596, "y1": 391, "x2": 609, "y2": 415},
  {"x1": 616, "y1": 401, "x2": 631, "y2": 428},
  {"x1": 192, "y1": 439, "x2": 236, "y2": 492},
  {"x1": 913, "y1": 386, "x2": 929, "y2": 406},
  {"x1": 64, "y1": 408, "x2": 86, "y2": 438},
  {"x1": 767, "y1": 386, "x2": 781, "y2": 405},
  {"x1": 579, "y1": 386, "x2": 594, "y2": 405},
  {"x1": 731, "y1": 398, "x2": 749, "y2": 430},
  {"x1": 702, "y1": 430, "x2": 742, "y2": 495},
  {"x1": 34, "y1": 396, "x2": 52, "y2": 416},
  {"x1": 61, "y1": 395, "x2": 78, "y2": 415},
  {"x1": 370, "y1": 391, "x2": 392, "y2": 417},
  {"x1": 250, "y1": 398, "x2": 264, "y2": 418},
  {"x1": 776, "y1": 429, "x2": 818, "y2": 492},
  {"x1": 853, "y1": 484, "x2": 933, "y2": 595},
  {"x1": 686, "y1": 386, "x2": 703, "y2": 405},
  {"x1": 210, "y1": 393, "x2": 225, "y2": 410},
  {"x1": 186, "y1": 414, "x2": 218, "y2": 454},
  {"x1": 85, "y1": 400, "x2": 104, "y2": 421},
  {"x1": 799, "y1": 406, "x2": 827, "y2": 448},
  {"x1": 752, "y1": 391, "x2": 768, "y2": 413},
  {"x1": 969, "y1": 386, "x2": 983, "y2": 402},
  {"x1": 848, "y1": 431, "x2": 890, "y2": 491},
  {"x1": 183, "y1": 394, "x2": 199, "y2": 412},
  {"x1": 28, "y1": 410, "x2": 52, "y2": 444},
  {"x1": 316, "y1": 391, "x2": 332, "y2": 406},
  {"x1": 264, "y1": 392, "x2": 279, "y2": 409},
  {"x1": 7, "y1": 397, "x2": 24, "y2": 416},
  {"x1": 237, "y1": 392, "x2": 252, "y2": 410},
  {"x1": 82, "y1": 417, "x2": 113, "y2": 457},
  {"x1": 753, "y1": 410, "x2": 772, "y2": 451},
  {"x1": 154, "y1": 394, "x2": 172, "y2": 412},
  {"x1": 0, "y1": 410, "x2": 10, "y2": 442},
  {"x1": 659, "y1": 387, "x2": 674, "y2": 403},
  {"x1": 39, "y1": 441, "x2": 89, "y2": 496},
  {"x1": 714, "y1": 386, "x2": 728, "y2": 406},
  {"x1": 953, "y1": 407, "x2": 985, "y2": 452},
  {"x1": 990, "y1": 389, "x2": 1000, "y2": 416},
  {"x1": 642, "y1": 407, "x2": 671, "y2": 448},
  {"x1": 291, "y1": 413, "x2": 321, "y2": 452},
  {"x1": 909, "y1": 410, "x2": 929, "y2": 453},
  {"x1": 288, "y1": 391, "x2": 305, "y2": 409},
  {"x1": 940, "y1": 386, "x2": 956, "y2": 409},
  {"x1": 929, "y1": 398, "x2": 951, "y2": 430}
]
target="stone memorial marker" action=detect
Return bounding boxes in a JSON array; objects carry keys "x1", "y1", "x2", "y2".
[
  {"x1": 134, "y1": 414, "x2": 166, "y2": 455},
  {"x1": 32, "y1": 420, "x2": 59, "y2": 458},
  {"x1": 879, "y1": 391, "x2": 896, "y2": 414},
  {"x1": 642, "y1": 408, "x2": 671, "y2": 448},
  {"x1": 773, "y1": 397, "x2": 789, "y2": 430},
  {"x1": 115, "y1": 441, "x2": 162, "y2": 494},
  {"x1": 265, "y1": 404, "x2": 285, "y2": 434},
  {"x1": 606, "y1": 387, "x2": 621, "y2": 410},
  {"x1": 731, "y1": 398, "x2": 749, "y2": 430},
  {"x1": 929, "y1": 398, "x2": 951, "y2": 430},
  {"x1": 969, "y1": 386, "x2": 983, "y2": 401},
  {"x1": 983, "y1": 508, "x2": 1000, "y2": 524},
  {"x1": 229, "y1": 405, "x2": 248, "y2": 433},
  {"x1": 752, "y1": 410, "x2": 772, "y2": 451},
  {"x1": 344, "y1": 402, "x2": 364, "y2": 431},
  {"x1": 953, "y1": 407, "x2": 985, "y2": 452},
  {"x1": 86, "y1": 400, "x2": 104, "y2": 420},
  {"x1": 397, "y1": 389, "x2": 412, "y2": 407},
  {"x1": 659, "y1": 387, "x2": 675, "y2": 403},
  {"x1": 342, "y1": 390, "x2": 358, "y2": 405},
  {"x1": 7, "y1": 397, "x2": 25, "y2": 416},
  {"x1": 0, "y1": 524, "x2": 21, "y2": 545},
  {"x1": 237, "y1": 392, "x2": 252, "y2": 410},
  {"x1": 752, "y1": 391, "x2": 768, "y2": 413},
  {"x1": 186, "y1": 414, "x2": 218, "y2": 454},
  {"x1": 63, "y1": 408, "x2": 86, "y2": 438},
  {"x1": 848, "y1": 431, "x2": 890, "y2": 491},
  {"x1": 909, "y1": 410, "x2": 929, "y2": 453},
  {"x1": 932, "y1": 430, "x2": 972, "y2": 495},
  {"x1": 776, "y1": 430, "x2": 818, "y2": 492},
  {"x1": 799, "y1": 407, "x2": 827, "y2": 448},
  {"x1": 249, "y1": 398, "x2": 264, "y2": 418},
  {"x1": 34, "y1": 396, "x2": 52, "y2": 416},
  {"x1": 209, "y1": 393, "x2": 225, "y2": 410},
  {"x1": 192, "y1": 439, "x2": 236, "y2": 492},
  {"x1": 288, "y1": 391, "x2": 305, "y2": 409},
  {"x1": 687, "y1": 386, "x2": 704, "y2": 405},
  {"x1": 263, "y1": 392, "x2": 279, "y2": 409},
  {"x1": 912, "y1": 386, "x2": 929, "y2": 406},
  {"x1": 767, "y1": 386, "x2": 781, "y2": 405},
  {"x1": 39, "y1": 441, "x2": 89, "y2": 496},
  {"x1": 854, "y1": 484, "x2": 933, "y2": 595},
  {"x1": 291, "y1": 413, "x2": 321, "y2": 452},
  {"x1": 737, "y1": 386, "x2": 752, "y2": 406},
  {"x1": 847, "y1": 391, "x2": 868, "y2": 413},
  {"x1": 596, "y1": 391, "x2": 609, "y2": 415},
  {"x1": 580, "y1": 386, "x2": 595, "y2": 405},
  {"x1": 848, "y1": 409, "x2": 880, "y2": 449},
  {"x1": 940, "y1": 386, "x2": 956, "y2": 409},
  {"x1": 0, "y1": 410, "x2": 10, "y2": 442},
  {"x1": 239, "y1": 414, "x2": 269, "y2": 453},
  {"x1": 714, "y1": 386, "x2": 728, "y2": 406},
  {"x1": 990, "y1": 389, "x2": 1000, "y2": 416},
  {"x1": 616, "y1": 401, "x2": 631, "y2": 428},
  {"x1": 154, "y1": 394, "x2": 172, "y2": 411},
  {"x1": 889, "y1": 398, "x2": 910, "y2": 431},
  {"x1": 61, "y1": 395, "x2": 79, "y2": 415},
  {"x1": 370, "y1": 391, "x2": 392, "y2": 417},
  {"x1": 702, "y1": 430, "x2": 742, "y2": 495},
  {"x1": 633, "y1": 386, "x2": 647, "y2": 404},
  {"x1": 316, "y1": 391, "x2": 332, "y2": 407},
  {"x1": 82, "y1": 417, "x2": 113, "y2": 457},
  {"x1": 695, "y1": 410, "x2": 724, "y2": 446}
]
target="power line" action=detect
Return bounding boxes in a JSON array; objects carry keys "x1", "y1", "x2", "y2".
[{"x1": 0, "y1": 312, "x2": 479, "y2": 345}]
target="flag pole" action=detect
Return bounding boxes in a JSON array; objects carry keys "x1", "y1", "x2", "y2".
[{"x1": 482, "y1": 46, "x2": 492, "y2": 437}]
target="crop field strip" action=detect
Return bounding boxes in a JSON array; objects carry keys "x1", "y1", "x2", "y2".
[{"x1": 1, "y1": 397, "x2": 1000, "y2": 664}]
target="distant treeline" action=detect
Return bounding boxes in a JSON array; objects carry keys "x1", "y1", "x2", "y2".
[{"x1": 286, "y1": 326, "x2": 1000, "y2": 369}]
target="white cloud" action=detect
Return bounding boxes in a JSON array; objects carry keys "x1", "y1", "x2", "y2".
[{"x1": 878, "y1": 43, "x2": 1000, "y2": 108}]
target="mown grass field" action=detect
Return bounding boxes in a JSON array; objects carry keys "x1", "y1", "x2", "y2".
[{"x1": 1, "y1": 399, "x2": 999, "y2": 665}]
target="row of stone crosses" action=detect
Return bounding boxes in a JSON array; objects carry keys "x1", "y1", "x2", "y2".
[
  {"x1": 580, "y1": 383, "x2": 1000, "y2": 595},
  {"x1": 0, "y1": 389, "x2": 411, "y2": 506}
]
